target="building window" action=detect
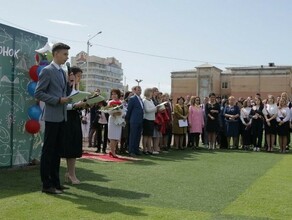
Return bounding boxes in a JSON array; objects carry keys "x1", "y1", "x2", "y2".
[{"x1": 222, "y1": 82, "x2": 228, "y2": 89}]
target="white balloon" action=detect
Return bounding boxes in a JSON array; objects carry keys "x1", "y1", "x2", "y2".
[{"x1": 35, "y1": 42, "x2": 53, "y2": 53}]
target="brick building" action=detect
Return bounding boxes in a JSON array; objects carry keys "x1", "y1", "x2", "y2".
[{"x1": 171, "y1": 63, "x2": 292, "y2": 102}]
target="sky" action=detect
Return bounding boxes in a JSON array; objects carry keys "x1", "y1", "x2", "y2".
[{"x1": 1, "y1": 0, "x2": 292, "y2": 93}]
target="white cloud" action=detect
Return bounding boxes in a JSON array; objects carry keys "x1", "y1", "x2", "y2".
[{"x1": 48, "y1": 19, "x2": 85, "y2": 27}]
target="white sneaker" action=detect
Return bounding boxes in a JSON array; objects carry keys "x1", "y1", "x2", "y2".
[
  {"x1": 256, "y1": 147, "x2": 260, "y2": 152},
  {"x1": 253, "y1": 147, "x2": 256, "y2": 151},
  {"x1": 152, "y1": 151, "x2": 159, "y2": 155}
]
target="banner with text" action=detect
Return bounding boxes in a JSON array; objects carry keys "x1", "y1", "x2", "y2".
[{"x1": 0, "y1": 23, "x2": 47, "y2": 167}]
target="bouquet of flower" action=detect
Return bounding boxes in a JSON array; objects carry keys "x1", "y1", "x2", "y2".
[
  {"x1": 101, "y1": 100, "x2": 123, "y2": 113},
  {"x1": 100, "y1": 100, "x2": 126, "y2": 126}
]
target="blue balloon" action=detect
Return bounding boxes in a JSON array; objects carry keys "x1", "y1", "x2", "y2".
[
  {"x1": 37, "y1": 65, "x2": 46, "y2": 75},
  {"x1": 27, "y1": 81, "x2": 37, "y2": 97},
  {"x1": 28, "y1": 105, "x2": 42, "y2": 120}
]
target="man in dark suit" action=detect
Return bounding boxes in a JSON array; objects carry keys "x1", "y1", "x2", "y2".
[
  {"x1": 35, "y1": 42, "x2": 71, "y2": 194},
  {"x1": 126, "y1": 86, "x2": 144, "y2": 156}
]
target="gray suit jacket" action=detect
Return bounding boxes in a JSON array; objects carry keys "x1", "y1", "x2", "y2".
[{"x1": 35, "y1": 63, "x2": 67, "y2": 122}]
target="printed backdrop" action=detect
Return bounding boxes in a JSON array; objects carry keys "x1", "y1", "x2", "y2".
[{"x1": 0, "y1": 23, "x2": 47, "y2": 167}]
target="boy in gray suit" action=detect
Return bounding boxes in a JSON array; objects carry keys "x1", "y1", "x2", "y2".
[{"x1": 35, "y1": 42, "x2": 71, "y2": 194}]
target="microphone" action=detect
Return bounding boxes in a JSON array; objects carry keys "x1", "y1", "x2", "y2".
[{"x1": 66, "y1": 62, "x2": 71, "y2": 74}]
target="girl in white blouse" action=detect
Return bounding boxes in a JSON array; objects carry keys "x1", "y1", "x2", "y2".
[
  {"x1": 280, "y1": 92, "x2": 291, "y2": 151},
  {"x1": 240, "y1": 99, "x2": 252, "y2": 150},
  {"x1": 142, "y1": 88, "x2": 158, "y2": 154},
  {"x1": 277, "y1": 98, "x2": 290, "y2": 153},
  {"x1": 262, "y1": 95, "x2": 278, "y2": 152}
]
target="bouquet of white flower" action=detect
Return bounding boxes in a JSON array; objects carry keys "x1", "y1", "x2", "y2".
[{"x1": 100, "y1": 100, "x2": 126, "y2": 126}]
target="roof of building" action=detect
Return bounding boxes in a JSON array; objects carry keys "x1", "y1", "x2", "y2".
[
  {"x1": 196, "y1": 63, "x2": 222, "y2": 71},
  {"x1": 171, "y1": 68, "x2": 197, "y2": 74},
  {"x1": 226, "y1": 65, "x2": 292, "y2": 70},
  {"x1": 196, "y1": 63, "x2": 213, "y2": 68}
]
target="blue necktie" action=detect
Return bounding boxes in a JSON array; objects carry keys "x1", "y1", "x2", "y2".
[{"x1": 59, "y1": 69, "x2": 65, "y2": 85}]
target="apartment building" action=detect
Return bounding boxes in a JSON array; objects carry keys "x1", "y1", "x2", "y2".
[{"x1": 71, "y1": 51, "x2": 124, "y2": 97}]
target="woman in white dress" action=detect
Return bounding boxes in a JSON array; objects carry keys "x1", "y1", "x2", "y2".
[
  {"x1": 81, "y1": 109, "x2": 90, "y2": 142},
  {"x1": 107, "y1": 89, "x2": 124, "y2": 158}
]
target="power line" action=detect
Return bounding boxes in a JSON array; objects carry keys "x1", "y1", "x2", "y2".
[
  {"x1": 0, "y1": 17, "x2": 245, "y2": 66},
  {"x1": 92, "y1": 43, "x2": 243, "y2": 66}
]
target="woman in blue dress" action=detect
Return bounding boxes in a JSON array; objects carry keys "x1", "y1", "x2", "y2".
[{"x1": 223, "y1": 96, "x2": 240, "y2": 149}]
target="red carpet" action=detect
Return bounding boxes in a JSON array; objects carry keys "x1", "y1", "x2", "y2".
[{"x1": 82, "y1": 152, "x2": 139, "y2": 162}]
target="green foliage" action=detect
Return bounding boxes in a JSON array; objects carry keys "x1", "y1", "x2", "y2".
[{"x1": 0, "y1": 149, "x2": 291, "y2": 219}]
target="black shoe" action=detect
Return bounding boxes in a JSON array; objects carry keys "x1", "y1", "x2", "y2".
[
  {"x1": 56, "y1": 185, "x2": 69, "y2": 190},
  {"x1": 119, "y1": 150, "x2": 126, "y2": 155},
  {"x1": 42, "y1": 187, "x2": 63, "y2": 194}
]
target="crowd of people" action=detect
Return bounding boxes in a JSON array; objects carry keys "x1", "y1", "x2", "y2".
[
  {"x1": 35, "y1": 42, "x2": 291, "y2": 195},
  {"x1": 82, "y1": 86, "x2": 173, "y2": 156},
  {"x1": 83, "y1": 89, "x2": 292, "y2": 157}
]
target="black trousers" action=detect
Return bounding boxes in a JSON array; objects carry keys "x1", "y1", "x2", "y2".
[
  {"x1": 219, "y1": 126, "x2": 228, "y2": 149},
  {"x1": 242, "y1": 126, "x2": 252, "y2": 146},
  {"x1": 252, "y1": 122, "x2": 263, "y2": 148},
  {"x1": 96, "y1": 123, "x2": 108, "y2": 152},
  {"x1": 88, "y1": 127, "x2": 97, "y2": 147},
  {"x1": 41, "y1": 121, "x2": 65, "y2": 189},
  {"x1": 166, "y1": 126, "x2": 173, "y2": 148},
  {"x1": 189, "y1": 133, "x2": 200, "y2": 147}
]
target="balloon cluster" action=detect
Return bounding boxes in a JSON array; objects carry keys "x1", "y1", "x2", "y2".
[{"x1": 25, "y1": 43, "x2": 53, "y2": 134}]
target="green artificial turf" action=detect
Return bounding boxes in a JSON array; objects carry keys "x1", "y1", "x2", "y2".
[{"x1": 0, "y1": 149, "x2": 291, "y2": 220}]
